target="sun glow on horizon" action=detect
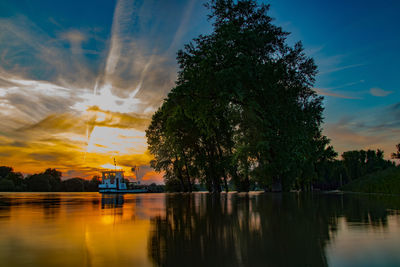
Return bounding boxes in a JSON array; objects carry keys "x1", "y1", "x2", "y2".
[
  {"x1": 86, "y1": 126, "x2": 147, "y2": 155},
  {"x1": 0, "y1": 73, "x2": 157, "y2": 181},
  {"x1": 73, "y1": 83, "x2": 145, "y2": 114}
]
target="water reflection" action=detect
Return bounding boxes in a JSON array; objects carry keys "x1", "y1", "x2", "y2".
[
  {"x1": 101, "y1": 194, "x2": 124, "y2": 209},
  {"x1": 0, "y1": 192, "x2": 399, "y2": 267},
  {"x1": 148, "y1": 193, "x2": 400, "y2": 267},
  {"x1": 149, "y1": 193, "x2": 330, "y2": 266}
]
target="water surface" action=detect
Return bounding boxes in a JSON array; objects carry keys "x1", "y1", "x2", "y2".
[{"x1": 0, "y1": 192, "x2": 399, "y2": 266}]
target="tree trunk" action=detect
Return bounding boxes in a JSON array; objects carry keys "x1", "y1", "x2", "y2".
[
  {"x1": 223, "y1": 174, "x2": 228, "y2": 193},
  {"x1": 175, "y1": 155, "x2": 186, "y2": 192},
  {"x1": 209, "y1": 145, "x2": 221, "y2": 193},
  {"x1": 272, "y1": 176, "x2": 282, "y2": 192},
  {"x1": 183, "y1": 160, "x2": 192, "y2": 193},
  {"x1": 243, "y1": 172, "x2": 250, "y2": 192}
]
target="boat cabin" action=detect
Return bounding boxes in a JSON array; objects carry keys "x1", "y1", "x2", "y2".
[{"x1": 98, "y1": 170, "x2": 127, "y2": 191}]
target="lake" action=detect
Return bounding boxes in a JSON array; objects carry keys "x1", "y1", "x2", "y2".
[{"x1": 0, "y1": 192, "x2": 399, "y2": 267}]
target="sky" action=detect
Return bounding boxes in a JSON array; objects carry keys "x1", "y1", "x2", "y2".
[{"x1": 0, "y1": 0, "x2": 399, "y2": 182}]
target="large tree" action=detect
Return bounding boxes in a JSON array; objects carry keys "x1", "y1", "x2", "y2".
[{"x1": 147, "y1": 0, "x2": 333, "y2": 192}]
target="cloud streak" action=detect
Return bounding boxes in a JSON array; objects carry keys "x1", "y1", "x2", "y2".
[
  {"x1": 370, "y1": 87, "x2": 393, "y2": 97},
  {"x1": 314, "y1": 88, "x2": 362, "y2": 99},
  {"x1": 318, "y1": 63, "x2": 365, "y2": 75}
]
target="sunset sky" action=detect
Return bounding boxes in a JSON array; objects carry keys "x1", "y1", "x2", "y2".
[{"x1": 0, "y1": 0, "x2": 399, "y2": 182}]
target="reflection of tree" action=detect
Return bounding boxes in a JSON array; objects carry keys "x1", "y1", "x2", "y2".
[
  {"x1": 148, "y1": 193, "x2": 400, "y2": 267},
  {"x1": 148, "y1": 194, "x2": 328, "y2": 266},
  {"x1": 340, "y1": 194, "x2": 397, "y2": 227},
  {"x1": 101, "y1": 194, "x2": 124, "y2": 209}
]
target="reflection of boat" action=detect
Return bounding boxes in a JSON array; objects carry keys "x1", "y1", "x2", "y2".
[
  {"x1": 98, "y1": 170, "x2": 148, "y2": 193},
  {"x1": 101, "y1": 193, "x2": 124, "y2": 208}
]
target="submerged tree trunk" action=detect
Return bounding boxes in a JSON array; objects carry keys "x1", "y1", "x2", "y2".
[
  {"x1": 175, "y1": 155, "x2": 186, "y2": 192},
  {"x1": 231, "y1": 170, "x2": 241, "y2": 192},
  {"x1": 216, "y1": 142, "x2": 226, "y2": 193},
  {"x1": 243, "y1": 173, "x2": 250, "y2": 192},
  {"x1": 183, "y1": 160, "x2": 192, "y2": 193},
  {"x1": 208, "y1": 144, "x2": 221, "y2": 193},
  {"x1": 272, "y1": 176, "x2": 282, "y2": 192},
  {"x1": 223, "y1": 174, "x2": 228, "y2": 193},
  {"x1": 213, "y1": 176, "x2": 222, "y2": 193},
  {"x1": 181, "y1": 150, "x2": 192, "y2": 192}
]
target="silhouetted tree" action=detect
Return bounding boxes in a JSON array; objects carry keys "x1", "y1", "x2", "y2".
[
  {"x1": 5, "y1": 171, "x2": 25, "y2": 191},
  {"x1": 0, "y1": 166, "x2": 13, "y2": 178},
  {"x1": 44, "y1": 168, "x2": 62, "y2": 191},
  {"x1": 83, "y1": 176, "x2": 101, "y2": 191},
  {"x1": 26, "y1": 174, "x2": 52, "y2": 192},
  {"x1": 0, "y1": 179, "x2": 15, "y2": 191},
  {"x1": 147, "y1": 0, "x2": 331, "y2": 192},
  {"x1": 392, "y1": 143, "x2": 400, "y2": 159},
  {"x1": 342, "y1": 149, "x2": 394, "y2": 181},
  {"x1": 62, "y1": 178, "x2": 84, "y2": 192}
]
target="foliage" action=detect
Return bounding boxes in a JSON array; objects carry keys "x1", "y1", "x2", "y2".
[
  {"x1": 164, "y1": 178, "x2": 185, "y2": 192},
  {"x1": 146, "y1": 0, "x2": 333, "y2": 192},
  {"x1": 0, "y1": 166, "x2": 104, "y2": 192},
  {"x1": 62, "y1": 178, "x2": 85, "y2": 192},
  {"x1": 341, "y1": 149, "x2": 394, "y2": 181},
  {"x1": 0, "y1": 179, "x2": 15, "y2": 191},
  {"x1": 84, "y1": 176, "x2": 101, "y2": 191},
  {"x1": 26, "y1": 174, "x2": 52, "y2": 192},
  {"x1": 312, "y1": 149, "x2": 395, "y2": 191},
  {"x1": 147, "y1": 183, "x2": 166, "y2": 193},
  {"x1": 342, "y1": 166, "x2": 400, "y2": 194},
  {"x1": 392, "y1": 143, "x2": 400, "y2": 159},
  {"x1": 6, "y1": 171, "x2": 26, "y2": 191},
  {"x1": 0, "y1": 166, "x2": 13, "y2": 178}
]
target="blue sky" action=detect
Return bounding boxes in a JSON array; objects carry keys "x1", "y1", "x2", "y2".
[
  {"x1": 267, "y1": 0, "x2": 400, "y2": 155},
  {"x1": 0, "y1": 0, "x2": 399, "y2": 178}
]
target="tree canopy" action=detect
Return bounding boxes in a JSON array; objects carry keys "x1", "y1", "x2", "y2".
[
  {"x1": 392, "y1": 143, "x2": 400, "y2": 159},
  {"x1": 146, "y1": 0, "x2": 335, "y2": 192}
]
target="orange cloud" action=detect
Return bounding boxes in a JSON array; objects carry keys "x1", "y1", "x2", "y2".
[
  {"x1": 324, "y1": 122, "x2": 399, "y2": 160},
  {"x1": 141, "y1": 171, "x2": 164, "y2": 184}
]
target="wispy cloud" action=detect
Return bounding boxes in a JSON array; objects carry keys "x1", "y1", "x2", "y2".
[
  {"x1": 314, "y1": 88, "x2": 362, "y2": 99},
  {"x1": 370, "y1": 87, "x2": 393, "y2": 97},
  {"x1": 0, "y1": 0, "x2": 208, "y2": 182},
  {"x1": 326, "y1": 80, "x2": 365, "y2": 90},
  {"x1": 105, "y1": 0, "x2": 135, "y2": 77},
  {"x1": 324, "y1": 103, "x2": 400, "y2": 159},
  {"x1": 319, "y1": 63, "x2": 365, "y2": 75},
  {"x1": 167, "y1": 0, "x2": 197, "y2": 52}
]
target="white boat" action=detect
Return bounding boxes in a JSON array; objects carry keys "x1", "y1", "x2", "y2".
[{"x1": 98, "y1": 170, "x2": 148, "y2": 193}]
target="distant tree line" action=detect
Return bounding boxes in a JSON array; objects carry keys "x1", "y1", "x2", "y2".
[
  {"x1": 0, "y1": 167, "x2": 100, "y2": 192},
  {"x1": 0, "y1": 167, "x2": 167, "y2": 193},
  {"x1": 313, "y1": 148, "x2": 396, "y2": 191}
]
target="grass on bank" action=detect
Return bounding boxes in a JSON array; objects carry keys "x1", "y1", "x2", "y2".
[{"x1": 342, "y1": 166, "x2": 400, "y2": 194}]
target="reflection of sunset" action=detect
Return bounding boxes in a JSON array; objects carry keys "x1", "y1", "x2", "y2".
[{"x1": 0, "y1": 193, "x2": 166, "y2": 267}]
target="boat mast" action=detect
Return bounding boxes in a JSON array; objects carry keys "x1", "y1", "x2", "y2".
[{"x1": 114, "y1": 157, "x2": 119, "y2": 190}]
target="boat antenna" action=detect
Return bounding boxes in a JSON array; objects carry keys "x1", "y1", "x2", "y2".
[
  {"x1": 131, "y1": 165, "x2": 140, "y2": 180},
  {"x1": 114, "y1": 157, "x2": 117, "y2": 171}
]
